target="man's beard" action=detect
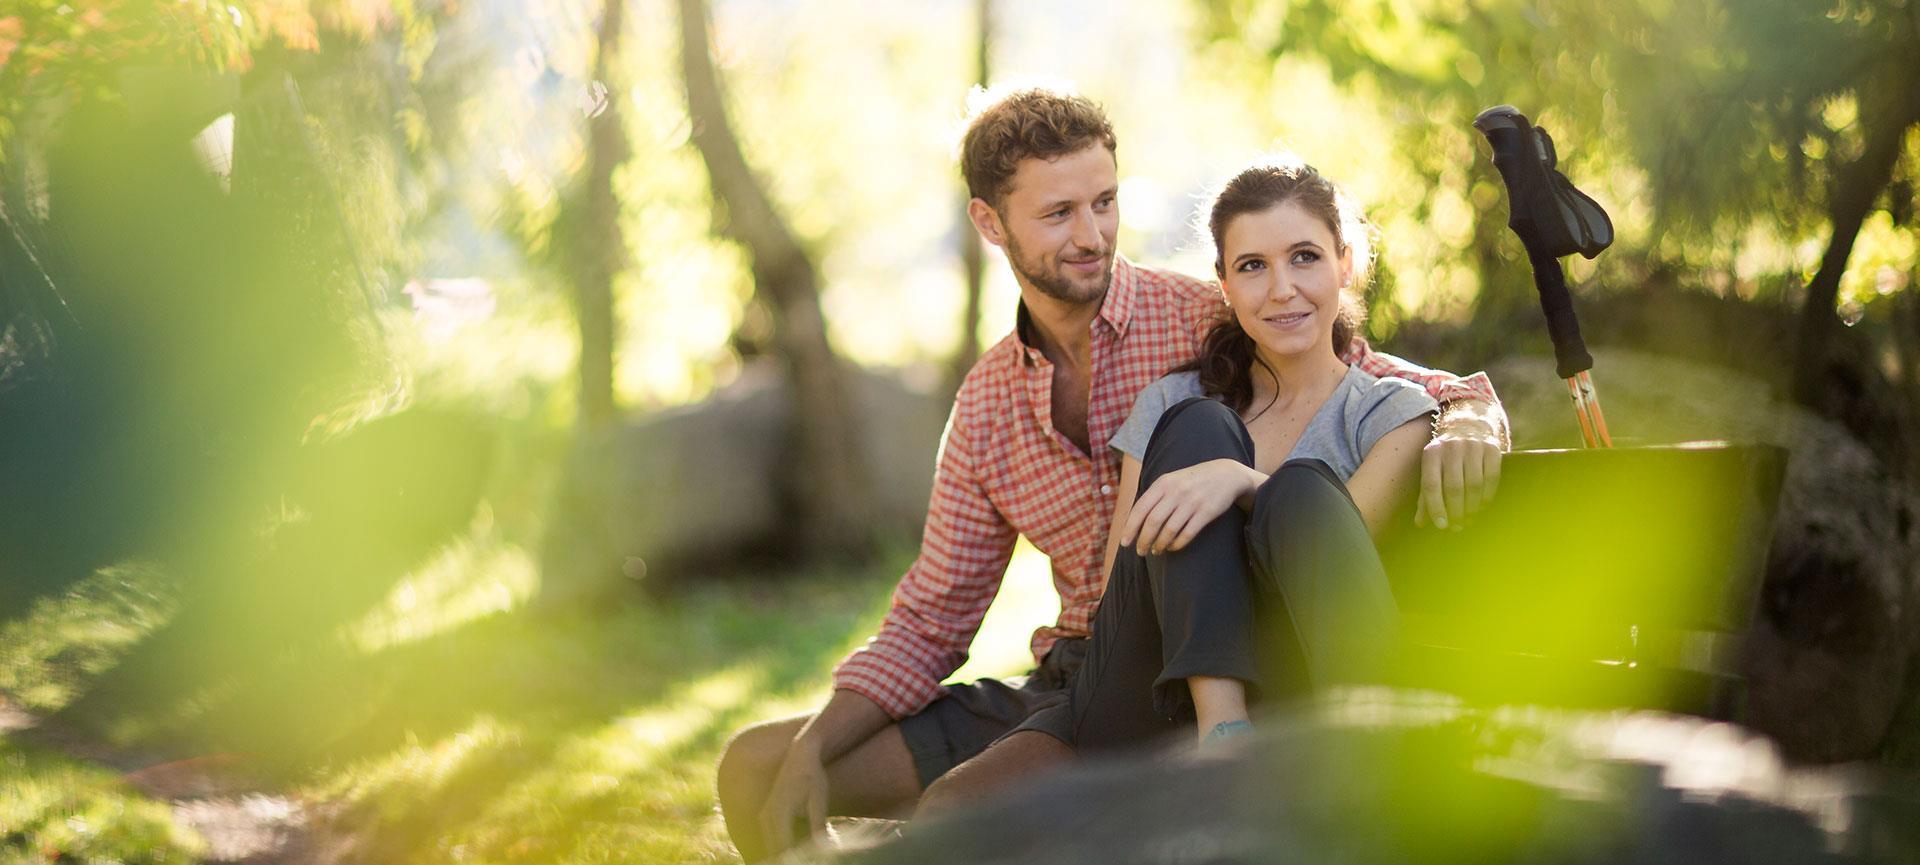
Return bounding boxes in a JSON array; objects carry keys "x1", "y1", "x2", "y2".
[{"x1": 1005, "y1": 231, "x2": 1111, "y2": 304}]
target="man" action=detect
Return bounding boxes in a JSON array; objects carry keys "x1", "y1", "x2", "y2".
[{"x1": 715, "y1": 86, "x2": 1508, "y2": 861}]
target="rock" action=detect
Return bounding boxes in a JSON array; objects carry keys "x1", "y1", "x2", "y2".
[
  {"x1": 540, "y1": 361, "x2": 950, "y2": 593},
  {"x1": 1486, "y1": 350, "x2": 1920, "y2": 762},
  {"x1": 803, "y1": 690, "x2": 1920, "y2": 865}
]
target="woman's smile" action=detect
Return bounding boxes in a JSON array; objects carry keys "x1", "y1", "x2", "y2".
[{"x1": 1259, "y1": 309, "x2": 1313, "y2": 330}]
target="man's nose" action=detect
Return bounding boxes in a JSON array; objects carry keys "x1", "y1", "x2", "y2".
[{"x1": 1069, "y1": 208, "x2": 1103, "y2": 251}]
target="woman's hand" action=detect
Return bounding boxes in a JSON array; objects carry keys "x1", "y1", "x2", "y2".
[{"x1": 1121, "y1": 458, "x2": 1262, "y2": 556}]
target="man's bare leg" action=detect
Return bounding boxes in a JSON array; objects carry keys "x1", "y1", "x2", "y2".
[
  {"x1": 716, "y1": 714, "x2": 920, "y2": 862},
  {"x1": 915, "y1": 730, "x2": 1074, "y2": 819}
]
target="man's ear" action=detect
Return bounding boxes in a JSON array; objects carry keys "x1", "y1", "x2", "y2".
[{"x1": 968, "y1": 198, "x2": 1006, "y2": 248}]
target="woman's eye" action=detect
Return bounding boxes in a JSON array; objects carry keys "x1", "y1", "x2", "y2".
[
  {"x1": 1236, "y1": 259, "x2": 1265, "y2": 273},
  {"x1": 1291, "y1": 250, "x2": 1321, "y2": 265}
]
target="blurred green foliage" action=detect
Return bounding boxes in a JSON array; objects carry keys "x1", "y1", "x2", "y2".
[
  {"x1": 2, "y1": 0, "x2": 1919, "y2": 862},
  {"x1": 1194, "y1": 0, "x2": 1920, "y2": 353}
]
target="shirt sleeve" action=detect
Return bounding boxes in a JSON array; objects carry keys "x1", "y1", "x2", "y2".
[
  {"x1": 830, "y1": 395, "x2": 1018, "y2": 720},
  {"x1": 1352, "y1": 377, "x2": 1441, "y2": 458},
  {"x1": 1341, "y1": 337, "x2": 1501, "y2": 406}
]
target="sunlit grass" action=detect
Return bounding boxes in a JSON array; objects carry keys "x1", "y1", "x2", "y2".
[
  {"x1": 342, "y1": 506, "x2": 540, "y2": 654},
  {"x1": 285, "y1": 532, "x2": 1066, "y2": 864},
  {"x1": 0, "y1": 742, "x2": 202, "y2": 864},
  {"x1": 266, "y1": 541, "x2": 918, "y2": 864},
  {"x1": 0, "y1": 472, "x2": 1069, "y2": 864},
  {"x1": 0, "y1": 564, "x2": 177, "y2": 714}
]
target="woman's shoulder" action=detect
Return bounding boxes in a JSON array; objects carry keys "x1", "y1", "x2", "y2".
[
  {"x1": 1339, "y1": 365, "x2": 1434, "y2": 406},
  {"x1": 1333, "y1": 364, "x2": 1439, "y2": 456},
  {"x1": 1143, "y1": 369, "x2": 1206, "y2": 402},
  {"x1": 1112, "y1": 371, "x2": 1208, "y2": 459}
]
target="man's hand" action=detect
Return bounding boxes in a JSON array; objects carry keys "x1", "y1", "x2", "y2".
[
  {"x1": 758, "y1": 736, "x2": 830, "y2": 856},
  {"x1": 1415, "y1": 399, "x2": 1508, "y2": 529},
  {"x1": 1122, "y1": 458, "x2": 1262, "y2": 555}
]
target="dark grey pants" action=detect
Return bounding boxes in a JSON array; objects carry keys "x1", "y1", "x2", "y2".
[{"x1": 1014, "y1": 397, "x2": 1400, "y2": 754}]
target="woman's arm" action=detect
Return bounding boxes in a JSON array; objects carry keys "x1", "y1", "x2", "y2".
[
  {"x1": 1119, "y1": 456, "x2": 1268, "y2": 557},
  {"x1": 1344, "y1": 417, "x2": 1435, "y2": 537}
]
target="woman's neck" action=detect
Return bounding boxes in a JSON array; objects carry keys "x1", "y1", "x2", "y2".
[{"x1": 1248, "y1": 346, "x2": 1349, "y2": 411}]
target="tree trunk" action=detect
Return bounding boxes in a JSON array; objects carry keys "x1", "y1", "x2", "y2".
[
  {"x1": 570, "y1": 0, "x2": 627, "y2": 431},
  {"x1": 676, "y1": 0, "x2": 873, "y2": 560},
  {"x1": 946, "y1": 0, "x2": 993, "y2": 393},
  {"x1": 1791, "y1": 79, "x2": 1920, "y2": 409}
]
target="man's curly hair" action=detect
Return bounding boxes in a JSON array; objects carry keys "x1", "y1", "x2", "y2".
[{"x1": 959, "y1": 85, "x2": 1117, "y2": 210}]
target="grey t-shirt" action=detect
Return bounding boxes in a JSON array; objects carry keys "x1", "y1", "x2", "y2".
[{"x1": 1108, "y1": 367, "x2": 1439, "y2": 480}]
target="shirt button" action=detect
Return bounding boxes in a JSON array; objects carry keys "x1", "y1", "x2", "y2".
[{"x1": 1100, "y1": 484, "x2": 1113, "y2": 495}]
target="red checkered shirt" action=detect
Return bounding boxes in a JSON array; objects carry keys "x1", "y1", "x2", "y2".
[{"x1": 832, "y1": 256, "x2": 1500, "y2": 718}]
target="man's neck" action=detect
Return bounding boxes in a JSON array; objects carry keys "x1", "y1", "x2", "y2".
[{"x1": 1018, "y1": 285, "x2": 1103, "y2": 370}]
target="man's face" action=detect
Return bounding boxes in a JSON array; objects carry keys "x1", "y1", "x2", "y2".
[{"x1": 981, "y1": 144, "x2": 1119, "y2": 306}]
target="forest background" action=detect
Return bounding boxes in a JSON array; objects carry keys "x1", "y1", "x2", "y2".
[{"x1": 2, "y1": 0, "x2": 1919, "y2": 862}]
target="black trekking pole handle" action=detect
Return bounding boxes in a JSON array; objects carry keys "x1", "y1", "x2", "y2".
[
  {"x1": 1474, "y1": 106, "x2": 1594, "y2": 379},
  {"x1": 1525, "y1": 245, "x2": 1591, "y2": 380}
]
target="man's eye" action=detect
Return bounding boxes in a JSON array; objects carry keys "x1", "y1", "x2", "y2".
[{"x1": 1095, "y1": 196, "x2": 1115, "y2": 209}]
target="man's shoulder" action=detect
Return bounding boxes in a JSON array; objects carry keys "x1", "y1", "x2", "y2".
[
  {"x1": 947, "y1": 333, "x2": 1025, "y2": 433},
  {"x1": 1125, "y1": 259, "x2": 1218, "y2": 304},
  {"x1": 958, "y1": 332, "x2": 1024, "y2": 392},
  {"x1": 1122, "y1": 259, "x2": 1219, "y2": 340}
]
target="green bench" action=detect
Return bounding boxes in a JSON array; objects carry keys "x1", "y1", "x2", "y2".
[{"x1": 1379, "y1": 443, "x2": 1788, "y2": 717}]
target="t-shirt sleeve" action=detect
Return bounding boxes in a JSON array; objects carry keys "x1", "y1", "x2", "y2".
[
  {"x1": 1352, "y1": 377, "x2": 1440, "y2": 458},
  {"x1": 1110, "y1": 375, "x2": 1193, "y2": 460}
]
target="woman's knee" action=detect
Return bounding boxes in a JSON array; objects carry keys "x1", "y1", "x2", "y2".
[
  {"x1": 1248, "y1": 459, "x2": 1360, "y2": 547},
  {"x1": 1141, "y1": 398, "x2": 1253, "y2": 472},
  {"x1": 1253, "y1": 459, "x2": 1348, "y2": 515}
]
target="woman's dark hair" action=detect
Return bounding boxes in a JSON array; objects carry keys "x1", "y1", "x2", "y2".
[{"x1": 1178, "y1": 155, "x2": 1372, "y2": 415}]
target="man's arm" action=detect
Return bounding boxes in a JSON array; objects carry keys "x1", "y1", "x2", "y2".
[
  {"x1": 757, "y1": 688, "x2": 893, "y2": 854},
  {"x1": 1342, "y1": 339, "x2": 1509, "y2": 528},
  {"x1": 759, "y1": 397, "x2": 1018, "y2": 854},
  {"x1": 828, "y1": 401, "x2": 1020, "y2": 717}
]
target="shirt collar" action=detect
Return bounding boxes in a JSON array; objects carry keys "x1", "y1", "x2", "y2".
[{"x1": 1013, "y1": 254, "x2": 1139, "y2": 360}]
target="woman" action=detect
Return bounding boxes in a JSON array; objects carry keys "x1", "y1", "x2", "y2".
[{"x1": 920, "y1": 156, "x2": 1434, "y2": 810}]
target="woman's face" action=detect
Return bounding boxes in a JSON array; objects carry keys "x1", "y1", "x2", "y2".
[{"x1": 1218, "y1": 200, "x2": 1353, "y2": 363}]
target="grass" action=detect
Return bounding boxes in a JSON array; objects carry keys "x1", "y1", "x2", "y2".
[
  {"x1": 0, "y1": 522, "x2": 1062, "y2": 864},
  {"x1": 0, "y1": 741, "x2": 202, "y2": 864}
]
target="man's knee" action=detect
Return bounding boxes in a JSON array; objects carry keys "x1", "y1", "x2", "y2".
[
  {"x1": 716, "y1": 717, "x2": 804, "y2": 813},
  {"x1": 916, "y1": 765, "x2": 968, "y2": 818},
  {"x1": 916, "y1": 731, "x2": 1071, "y2": 819}
]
